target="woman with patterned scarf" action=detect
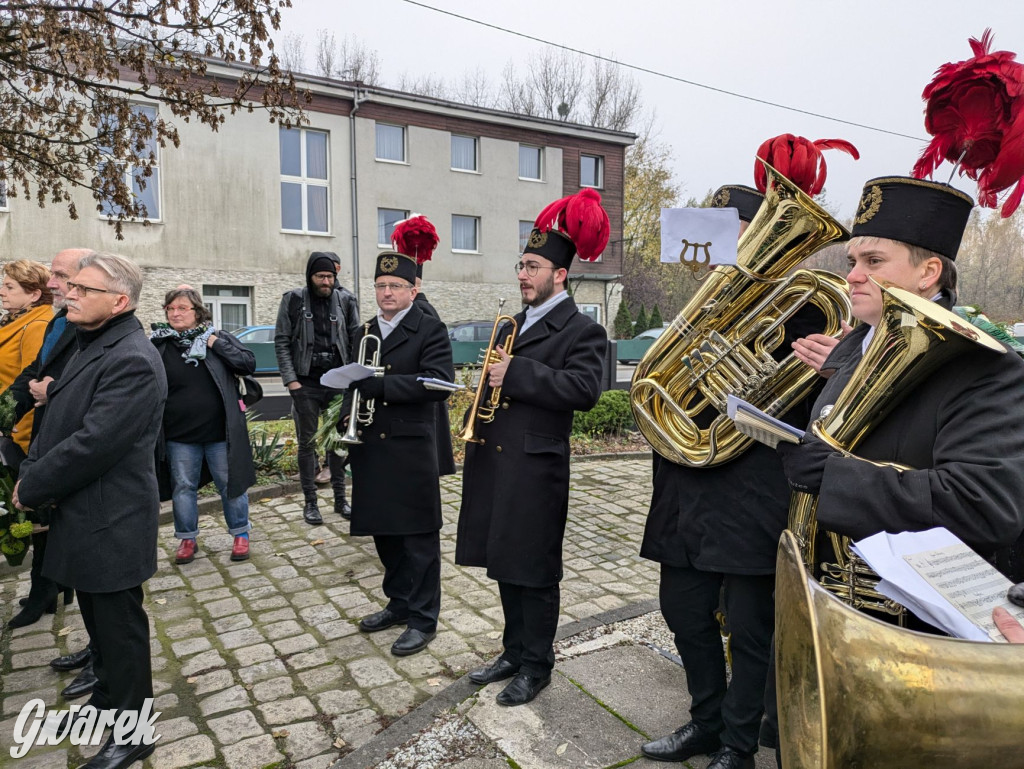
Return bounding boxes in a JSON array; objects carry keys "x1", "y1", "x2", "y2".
[{"x1": 151, "y1": 287, "x2": 257, "y2": 565}]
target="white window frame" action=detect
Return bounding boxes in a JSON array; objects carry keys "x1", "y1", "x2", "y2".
[
  {"x1": 202, "y1": 285, "x2": 251, "y2": 332},
  {"x1": 518, "y1": 144, "x2": 543, "y2": 181},
  {"x1": 580, "y1": 154, "x2": 604, "y2": 189},
  {"x1": 375, "y1": 123, "x2": 407, "y2": 163},
  {"x1": 452, "y1": 214, "x2": 481, "y2": 254},
  {"x1": 577, "y1": 303, "x2": 602, "y2": 325},
  {"x1": 279, "y1": 127, "x2": 331, "y2": 235},
  {"x1": 378, "y1": 208, "x2": 410, "y2": 247},
  {"x1": 518, "y1": 220, "x2": 533, "y2": 254},
  {"x1": 98, "y1": 103, "x2": 162, "y2": 222},
  {"x1": 450, "y1": 135, "x2": 479, "y2": 173}
]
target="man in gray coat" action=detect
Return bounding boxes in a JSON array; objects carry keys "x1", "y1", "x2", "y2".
[{"x1": 15, "y1": 252, "x2": 166, "y2": 769}]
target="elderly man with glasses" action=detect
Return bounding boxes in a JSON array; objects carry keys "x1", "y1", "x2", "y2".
[
  {"x1": 13, "y1": 252, "x2": 166, "y2": 769},
  {"x1": 339, "y1": 245, "x2": 454, "y2": 657}
]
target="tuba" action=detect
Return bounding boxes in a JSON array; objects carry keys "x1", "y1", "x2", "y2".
[
  {"x1": 630, "y1": 162, "x2": 852, "y2": 467},
  {"x1": 775, "y1": 529, "x2": 1024, "y2": 769},
  {"x1": 457, "y1": 299, "x2": 518, "y2": 445},
  {"x1": 788, "y1": 282, "x2": 1006, "y2": 617}
]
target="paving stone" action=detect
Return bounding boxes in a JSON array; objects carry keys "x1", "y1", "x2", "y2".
[
  {"x1": 258, "y1": 695, "x2": 317, "y2": 725},
  {"x1": 190, "y1": 668, "x2": 235, "y2": 696},
  {"x1": 257, "y1": 608, "x2": 297, "y2": 624},
  {"x1": 203, "y1": 597, "x2": 244, "y2": 618},
  {"x1": 219, "y1": 627, "x2": 265, "y2": 649},
  {"x1": 281, "y1": 719, "x2": 335, "y2": 761},
  {"x1": 164, "y1": 617, "x2": 206, "y2": 640},
  {"x1": 297, "y1": 665, "x2": 347, "y2": 691},
  {"x1": 4, "y1": 749, "x2": 69, "y2": 768},
  {"x1": 264, "y1": 619, "x2": 304, "y2": 640},
  {"x1": 10, "y1": 648, "x2": 60, "y2": 669},
  {"x1": 272, "y1": 632, "x2": 318, "y2": 655},
  {"x1": 152, "y1": 715, "x2": 199, "y2": 744},
  {"x1": 298, "y1": 603, "x2": 341, "y2": 624},
  {"x1": 221, "y1": 734, "x2": 284, "y2": 769},
  {"x1": 237, "y1": 659, "x2": 289, "y2": 684},
  {"x1": 210, "y1": 614, "x2": 253, "y2": 634},
  {"x1": 179, "y1": 650, "x2": 227, "y2": 677},
  {"x1": 149, "y1": 734, "x2": 216, "y2": 769},
  {"x1": 198, "y1": 684, "x2": 252, "y2": 717},
  {"x1": 154, "y1": 693, "x2": 179, "y2": 710},
  {"x1": 3, "y1": 688, "x2": 59, "y2": 717},
  {"x1": 231, "y1": 643, "x2": 277, "y2": 666},
  {"x1": 10, "y1": 633, "x2": 57, "y2": 652},
  {"x1": 332, "y1": 708, "x2": 382, "y2": 749},
  {"x1": 188, "y1": 572, "x2": 226, "y2": 591},
  {"x1": 295, "y1": 754, "x2": 338, "y2": 769},
  {"x1": 148, "y1": 575, "x2": 187, "y2": 592},
  {"x1": 207, "y1": 709, "x2": 264, "y2": 745},
  {"x1": 285, "y1": 647, "x2": 331, "y2": 670},
  {"x1": 316, "y1": 688, "x2": 369, "y2": 715},
  {"x1": 252, "y1": 676, "x2": 295, "y2": 703},
  {"x1": 347, "y1": 657, "x2": 402, "y2": 688},
  {"x1": 367, "y1": 681, "x2": 422, "y2": 716},
  {"x1": 171, "y1": 636, "x2": 213, "y2": 657}
]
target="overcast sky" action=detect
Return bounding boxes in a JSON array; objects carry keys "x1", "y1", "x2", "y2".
[{"x1": 274, "y1": 0, "x2": 1024, "y2": 219}]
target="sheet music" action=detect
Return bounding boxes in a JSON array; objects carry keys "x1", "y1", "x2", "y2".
[
  {"x1": 726, "y1": 394, "x2": 804, "y2": 448},
  {"x1": 319, "y1": 363, "x2": 376, "y2": 389},
  {"x1": 417, "y1": 377, "x2": 465, "y2": 392}
]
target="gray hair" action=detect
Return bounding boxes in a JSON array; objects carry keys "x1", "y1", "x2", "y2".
[{"x1": 77, "y1": 252, "x2": 143, "y2": 308}]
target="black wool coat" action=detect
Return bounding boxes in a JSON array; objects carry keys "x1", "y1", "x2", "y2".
[
  {"x1": 152, "y1": 330, "x2": 258, "y2": 500},
  {"x1": 346, "y1": 303, "x2": 454, "y2": 537},
  {"x1": 810, "y1": 300, "x2": 1024, "y2": 559},
  {"x1": 18, "y1": 315, "x2": 167, "y2": 594},
  {"x1": 456, "y1": 297, "x2": 607, "y2": 587},
  {"x1": 640, "y1": 304, "x2": 826, "y2": 574},
  {"x1": 414, "y1": 293, "x2": 456, "y2": 476}
]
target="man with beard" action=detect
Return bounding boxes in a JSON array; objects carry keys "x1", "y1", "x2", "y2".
[
  {"x1": 275, "y1": 252, "x2": 360, "y2": 524},
  {"x1": 456, "y1": 190, "x2": 609, "y2": 706}
]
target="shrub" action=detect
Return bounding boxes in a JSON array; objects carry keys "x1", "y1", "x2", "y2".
[
  {"x1": 573, "y1": 389, "x2": 634, "y2": 437},
  {"x1": 649, "y1": 305, "x2": 664, "y2": 329},
  {"x1": 613, "y1": 300, "x2": 633, "y2": 340},
  {"x1": 634, "y1": 305, "x2": 649, "y2": 335},
  {"x1": 246, "y1": 411, "x2": 292, "y2": 477}
]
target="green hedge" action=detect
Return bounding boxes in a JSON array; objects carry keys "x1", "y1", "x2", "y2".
[{"x1": 573, "y1": 389, "x2": 635, "y2": 437}]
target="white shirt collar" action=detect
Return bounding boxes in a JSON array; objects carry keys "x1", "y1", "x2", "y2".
[
  {"x1": 521, "y1": 290, "x2": 570, "y2": 334},
  {"x1": 376, "y1": 304, "x2": 413, "y2": 340}
]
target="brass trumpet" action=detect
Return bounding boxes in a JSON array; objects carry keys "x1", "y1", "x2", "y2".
[
  {"x1": 457, "y1": 299, "x2": 518, "y2": 444},
  {"x1": 340, "y1": 323, "x2": 384, "y2": 445}
]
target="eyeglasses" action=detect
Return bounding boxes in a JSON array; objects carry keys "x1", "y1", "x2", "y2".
[
  {"x1": 311, "y1": 273, "x2": 335, "y2": 282},
  {"x1": 374, "y1": 282, "x2": 411, "y2": 292},
  {"x1": 515, "y1": 261, "x2": 557, "y2": 277},
  {"x1": 165, "y1": 305, "x2": 196, "y2": 315},
  {"x1": 65, "y1": 281, "x2": 122, "y2": 297}
]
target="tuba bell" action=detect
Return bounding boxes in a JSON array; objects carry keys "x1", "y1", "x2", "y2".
[
  {"x1": 630, "y1": 161, "x2": 852, "y2": 467},
  {"x1": 788, "y1": 281, "x2": 1007, "y2": 617},
  {"x1": 775, "y1": 529, "x2": 1024, "y2": 769}
]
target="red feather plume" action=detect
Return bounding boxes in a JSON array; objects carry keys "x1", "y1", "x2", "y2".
[
  {"x1": 533, "y1": 188, "x2": 610, "y2": 262},
  {"x1": 913, "y1": 29, "x2": 1024, "y2": 217},
  {"x1": 754, "y1": 134, "x2": 860, "y2": 196},
  {"x1": 391, "y1": 215, "x2": 438, "y2": 264}
]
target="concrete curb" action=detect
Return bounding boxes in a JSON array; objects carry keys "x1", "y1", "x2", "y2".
[{"x1": 331, "y1": 598, "x2": 661, "y2": 769}]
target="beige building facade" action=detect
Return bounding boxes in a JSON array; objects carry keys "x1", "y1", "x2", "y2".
[{"x1": 0, "y1": 67, "x2": 633, "y2": 332}]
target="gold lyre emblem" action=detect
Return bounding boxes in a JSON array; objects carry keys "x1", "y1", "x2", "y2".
[
  {"x1": 379, "y1": 255, "x2": 399, "y2": 274},
  {"x1": 527, "y1": 229, "x2": 548, "y2": 249},
  {"x1": 680, "y1": 238, "x2": 713, "y2": 275},
  {"x1": 855, "y1": 185, "x2": 883, "y2": 224}
]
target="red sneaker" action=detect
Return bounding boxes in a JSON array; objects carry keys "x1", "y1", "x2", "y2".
[
  {"x1": 175, "y1": 539, "x2": 197, "y2": 565},
  {"x1": 230, "y1": 536, "x2": 250, "y2": 562}
]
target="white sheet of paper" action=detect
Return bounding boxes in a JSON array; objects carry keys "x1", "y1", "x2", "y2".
[
  {"x1": 319, "y1": 363, "x2": 376, "y2": 389},
  {"x1": 660, "y1": 208, "x2": 740, "y2": 266}
]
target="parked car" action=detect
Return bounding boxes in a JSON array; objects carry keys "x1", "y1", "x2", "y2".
[
  {"x1": 447, "y1": 320, "x2": 494, "y2": 342},
  {"x1": 228, "y1": 325, "x2": 277, "y2": 373},
  {"x1": 617, "y1": 326, "x2": 668, "y2": 364}
]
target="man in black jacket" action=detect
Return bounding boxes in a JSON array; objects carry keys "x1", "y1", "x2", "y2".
[
  {"x1": 343, "y1": 247, "x2": 454, "y2": 657},
  {"x1": 7, "y1": 248, "x2": 100, "y2": 695},
  {"x1": 275, "y1": 252, "x2": 360, "y2": 524},
  {"x1": 15, "y1": 252, "x2": 166, "y2": 769},
  {"x1": 456, "y1": 190, "x2": 609, "y2": 707},
  {"x1": 639, "y1": 187, "x2": 827, "y2": 769}
]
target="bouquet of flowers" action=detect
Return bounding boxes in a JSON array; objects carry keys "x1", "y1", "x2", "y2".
[{"x1": 0, "y1": 390, "x2": 30, "y2": 566}]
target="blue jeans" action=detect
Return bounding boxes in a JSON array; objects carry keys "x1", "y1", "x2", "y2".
[{"x1": 167, "y1": 441, "x2": 251, "y2": 539}]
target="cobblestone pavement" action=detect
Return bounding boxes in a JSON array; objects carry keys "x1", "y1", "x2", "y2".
[{"x1": 0, "y1": 458, "x2": 662, "y2": 769}]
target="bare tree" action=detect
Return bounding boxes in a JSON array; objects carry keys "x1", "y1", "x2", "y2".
[
  {"x1": 279, "y1": 32, "x2": 307, "y2": 73},
  {"x1": 455, "y1": 68, "x2": 493, "y2": 109},
  {"x1": 314, "y1": 29, "x2": 337, "y2": 78},
  {"x1": 0, "y1": 0, "x2": 303, "y2": 235},
  {"x1": 585, "y1": 57, "x2": 642, "y2": 131},
  {"x1": 337, "y1": 34, "x2": 382, "y2": 84},
  {"x1": 395, "y1": 72, "x2": 452, "y2": 100}
]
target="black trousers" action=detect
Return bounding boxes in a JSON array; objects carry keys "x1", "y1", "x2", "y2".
[
  {"x1": 291, "y1": 386, "x2": 347, "y2": 501},
  {"x1": 660, "y1": 564, "x2": 776, "y2": 755},
  {"x1": 77, "y1": 585, "x2": 152, "y2": 715},
  {"x1": 25, "y1": 530, "x2": 59, "y2": 608},
  {"x1": 497, "y1": 582, "x2": 559, "y2": 678},
  {"x1": 373, "y1": 532, "x2": 441, "y2": 633}
]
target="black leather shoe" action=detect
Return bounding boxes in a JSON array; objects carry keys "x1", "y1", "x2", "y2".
[
  {"x1": 51, "y1": 646, "x2": 92, "y2": 671},
  {"x1": 707, "y1": 746, "x2": 755, "y2": 769},
  {"x1": 303, "y1": 500, "x2": 323, "y2": 525},
  {"x1": 80, "y1": 735, "x2": 156, "y2": 768},
  {"x1": 469, "y1": 658, "x2": 520, "y2": 685},
  {"x1": 391, "y1": 627, "x2": 435, "y2": 656},
  {"x1": 358, "y1": 608, "x2": 408, "y2": 633},
  {"x1": 496, "y1": 672, "x2": 551, "y2": 706},
  {"x1": 62, "y1": 661, "x2": 98, "y2": 699},
  {"x1": 334, "y1": 498, "x2": 352, "y2": 519},
  {"x1": 641, "y1": 721, "x2": 721, "y2": 762}
]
